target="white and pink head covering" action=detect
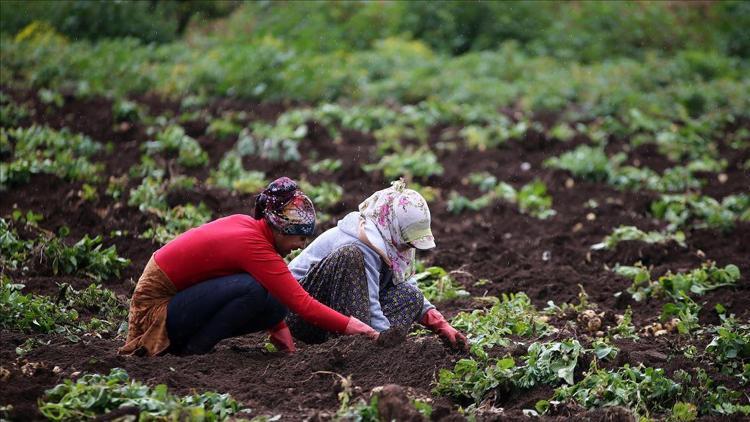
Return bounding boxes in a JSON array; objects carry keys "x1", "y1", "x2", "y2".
[{"x1": 358, "y1": 179, "x2": 435, "y2": 284}]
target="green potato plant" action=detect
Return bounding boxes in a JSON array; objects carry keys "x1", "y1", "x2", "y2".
[
  {"x1": 616, "y1": 261, "x2": 740, "y2": 303},
  {"x1": 208, "y1": 151, "x2": 267, "y2": 194},
  {"x1": 142, "y1": 203, "x2": 212, "y2": 245},
  {"x1": 705, "y1": 315, "x2": 750, "y2": 384},
  {"x1": 45, "y1": 235, "x2": 130, "y2": 282},
  {"x1": 413, "y1": 265, "x2": 469, "y2": 303},
  {"x1": 363, "y1": 147, "x2": 444, "y2": 181},
  {"x1": 451, "y1": 292, "x2": 553, "y2": 357},
  {"x1": 436, "y1": 339, "x2": 598, "y2": 406},
  {"x1": 0, "y1": 92, "x2": 30, "y2": 126},
  {"x1": 591, "y1": 225, "x2": 686, "y2": 250},
  {"x1": 144, "y1": 125, "x2": 208, "y2": 168}
]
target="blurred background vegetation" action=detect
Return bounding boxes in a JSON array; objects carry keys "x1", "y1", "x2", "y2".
[
  {"x1": 2, "y1": 0, "x2": 748, "y2": 58},
  {"x1": 1, "y1": 0, "x2": 748, "y2": 120}
]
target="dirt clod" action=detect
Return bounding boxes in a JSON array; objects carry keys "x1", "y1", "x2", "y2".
[
  {"x1": 374, "y1": 384, "x2": 424, "y2": 422},
  {"x1": 585, "y1": 405, "x2": 636, "y2": 422},
  {"x1": 376, "y1": 327, "x2": 408, "y2": 348}
]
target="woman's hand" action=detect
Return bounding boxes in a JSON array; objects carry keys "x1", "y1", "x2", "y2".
[
  {"x1": 344, "y1": 317, "x2": 379, "y2": 340},
  {"x1": 268, "y1": 321, "x2": 296, "y2": 353},
  {"x1": 420, "y1": 309, "x2": 469, "y2": 351}
]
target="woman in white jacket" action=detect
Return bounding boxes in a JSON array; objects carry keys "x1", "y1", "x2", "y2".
[{"x1": 287, "y1": 180, "x2": 467, "y2": 349}]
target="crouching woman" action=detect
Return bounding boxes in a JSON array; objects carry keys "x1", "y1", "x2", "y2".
[
  {"x1": 119, "y1": 177, "x2": 377, "y2": 357},
  {"x1": 287, "y1": 180, "x2": 467, "y2": 349}
]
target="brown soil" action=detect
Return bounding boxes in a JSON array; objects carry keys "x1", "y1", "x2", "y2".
[{"x1": 1, "y1": 87, "x2": 748, "y2": 420}]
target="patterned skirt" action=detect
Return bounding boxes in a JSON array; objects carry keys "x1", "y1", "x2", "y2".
[{"x1": 287, "y1": 244, "x2": 423, "y2": 344}]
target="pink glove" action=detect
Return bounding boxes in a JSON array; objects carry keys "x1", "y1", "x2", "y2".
[
  {"x1": 344, "y1": 317, "x2": 379, "y2": 340},
  {"x1": 268, "y1": 321, "x2": 296, "y2": 354},
  {"x1": 420, "y1": 309, "x2": 469, "y2": 350}
]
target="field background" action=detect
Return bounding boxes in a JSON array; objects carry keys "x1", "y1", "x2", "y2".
[{"x1": 1, "y1": 1, "x2": 749, "y2": 421}]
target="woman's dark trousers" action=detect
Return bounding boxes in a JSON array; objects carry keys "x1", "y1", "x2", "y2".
[{"x1": 166, "y1": 273, "x2": 287, "y2": 355}]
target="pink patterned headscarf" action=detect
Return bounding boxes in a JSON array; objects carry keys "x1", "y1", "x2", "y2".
[
  {"x1": 358, "y1": 179, "x2": 435, "y2": 284},
  {"x1": 255, "y1": 177, "x2": 316, "y2": 236}
]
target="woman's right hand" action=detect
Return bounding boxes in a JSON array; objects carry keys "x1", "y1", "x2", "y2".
[
  {"x1": 269, "y1": 321, "x2": 296, "y2": 354},
  {"x1": 344, "y1": 317, "x2": 379, "y2": 340}
]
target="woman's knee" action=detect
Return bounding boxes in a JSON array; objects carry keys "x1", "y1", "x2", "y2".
[
  {"x1": 230, "y1": 274, "x2": 278, "y2": 305},
  {"x1": 384, "y1": 283, "x2": 424, "y2": 313},
  {"x1": 327, "y1": 245, "x2": 367, "y2": 288},
  {"x1": 230, "y1": 273, "x2": 259, "y2": 292},
  {"x1": 264, "y1": 295, "x2": 288, "y2": 326},
  {"x1": 329, "y1": 244, "x2": 365, "y2": 268},
  {"x1": 231, "y1": 276, "x2": 287, "y2": 321},
  {"x1": 400, "y1": 283, "x2": 425, "y2": 307}
]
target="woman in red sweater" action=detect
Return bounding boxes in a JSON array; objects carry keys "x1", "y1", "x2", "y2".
[{"x1": 120, "y1": 177, "x2": 377, "y2": 356}]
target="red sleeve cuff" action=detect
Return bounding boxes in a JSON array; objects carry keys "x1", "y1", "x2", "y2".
[{"x1": 269, "y1": 320, "x2": 288, "y2": 332}]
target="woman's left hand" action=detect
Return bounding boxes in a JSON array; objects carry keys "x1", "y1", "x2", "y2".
[{"x1": 420, "y1": 309, "x2": 469, "y2": 351}]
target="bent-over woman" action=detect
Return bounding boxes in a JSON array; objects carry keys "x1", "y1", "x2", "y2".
[
  {"x1": 120, "y1": 177, "x2": 377, "y2": 356},
  {"x1": 287, "y1": 180, "x2": 467, "y2": 348}
]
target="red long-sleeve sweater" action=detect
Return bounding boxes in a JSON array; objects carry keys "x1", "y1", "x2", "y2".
[{"x1": 153, "y1": 214, "x2": 349, "y2": 333}]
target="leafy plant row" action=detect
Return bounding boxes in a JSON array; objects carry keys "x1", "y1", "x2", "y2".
[
  {"x1": 1, "y1": 277, "x2": 126, "y2": 345},
  {"x1": 207, "y1": 138, "x2": 344, "y2": 213},
  {"x1": 437, "y1": 290, "x2": 748, "y2": 419},
  {"x1": 617, "y1": 261, "x2": 741, "y2": 303},
  {"x1": 650, "y1": 193, "x2": 750, "y2": 232},
  {"x1": 1, "y1": 126, "x2": 104, "y2": 190},
  {"x1": 208, "y1": 103, "x2": 450, "y2": 180},
  {"x1": 544, "y1": 144, "x2": 722, "y2": 194},
  {"x1": 541, "y1": 364, "x2": 750, "y2": 419},
  {"x1": 38, "y1": 368, "x2": 242, "y2": 421},
  {"x1": 615, "y1": 261, "x2": 741, "y2": 334},
  {"x1": 1, "y1": 217, "x2": 129, "y2": 281},
  {"x1": 3, "y1": 21, "x2": 748, "y2": 128}
]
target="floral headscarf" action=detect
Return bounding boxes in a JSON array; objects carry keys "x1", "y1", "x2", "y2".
[
  {"x1": 255, "y1": 177, "x2": 316, "y2": 236},
  {"x1": 358, "y1": 179, "x2": 435, "y2": 284}
]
